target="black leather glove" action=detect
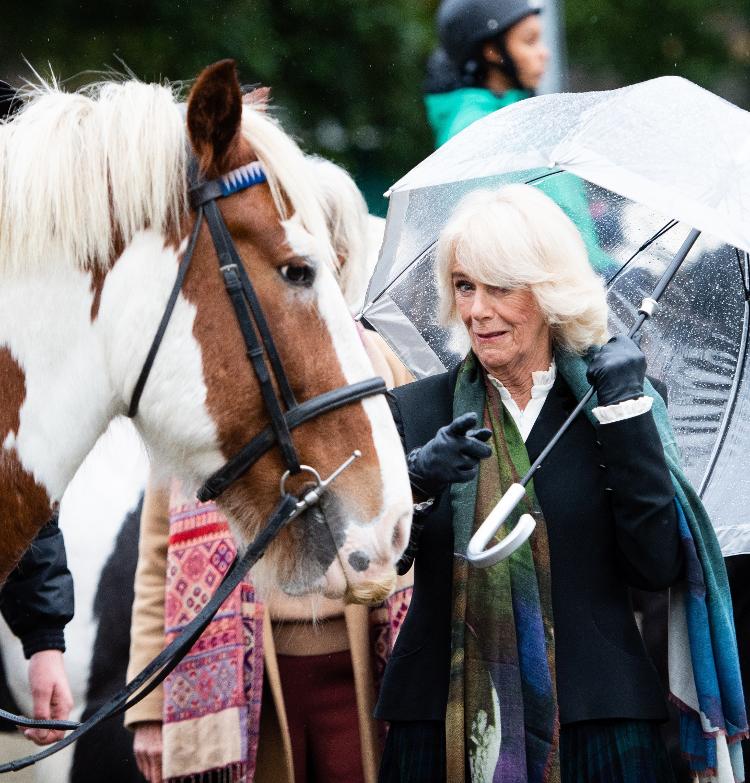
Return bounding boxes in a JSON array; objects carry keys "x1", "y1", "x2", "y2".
[
  {"x1": 586, "y1": 335, "x2": 646, "y2": 406},
  {"x1": 407, "y1": 412, "x2": 493, "y2": 499}
]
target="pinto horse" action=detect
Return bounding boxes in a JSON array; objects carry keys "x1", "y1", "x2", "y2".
[{"x1": 0, "y1": 60, "x2": 411, "y2": 605}]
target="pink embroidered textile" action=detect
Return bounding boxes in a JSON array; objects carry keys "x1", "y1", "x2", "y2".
[{"x1": 163, "y1": 486, "x2": 264, "y2": 783}]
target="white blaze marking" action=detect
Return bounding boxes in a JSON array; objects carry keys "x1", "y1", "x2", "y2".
[{"x1": 283, "y1": 221, "x2": 411, "y2": 544}]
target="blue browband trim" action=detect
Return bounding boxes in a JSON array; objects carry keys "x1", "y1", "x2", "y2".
[
  {"x1": 219, "y1": 161, "x2": 267, "y2": 197},
  {"x1": 189, "y1": 161, "x2": 267, "y2": 208}
]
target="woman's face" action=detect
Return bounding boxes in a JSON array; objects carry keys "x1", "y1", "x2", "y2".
[
  {"x1": 504, "y1": 15, "x2": 549, "y2": 90},
  {"x1": 451, "y1": 261, "x2": 551, "y2": 378}
]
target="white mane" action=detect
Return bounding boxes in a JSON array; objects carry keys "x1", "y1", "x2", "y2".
[
  {"x1": 0, "y1": 80, "x2": 186, "y2": 275},
  {"x1": 0, "y1": 77, "x2": 335, "y2": 276},
  {"x1": 239, "y1": 108, "x2": 336, "y2": 270}
]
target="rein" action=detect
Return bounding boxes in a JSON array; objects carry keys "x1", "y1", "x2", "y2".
[
  {"x1": 0, "y1": 157, "x2": 387, "y2": 769},
  {"x1": 0, "y1": 493, "x2": 298, "y2": 773}
]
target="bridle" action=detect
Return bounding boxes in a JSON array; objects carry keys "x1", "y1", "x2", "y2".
[
  {"x1": 0, "y1": 155, "x2": 387, "y2": 772},
  {"x1": 128, "y1": 156, "x2": 387, "y2": 508}
]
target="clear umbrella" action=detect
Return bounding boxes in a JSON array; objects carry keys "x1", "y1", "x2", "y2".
[{"x1": 360, "y1": 76, "x2": 750, "y2": 561}]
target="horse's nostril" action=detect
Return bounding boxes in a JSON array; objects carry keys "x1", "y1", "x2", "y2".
[{"x1": 348, "y1": 551, "x2": 370, "y2": 572}]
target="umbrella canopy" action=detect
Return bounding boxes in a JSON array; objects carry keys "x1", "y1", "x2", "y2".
[{"x1": 361, "y1": 76, "x2": 750, "y2": 554}]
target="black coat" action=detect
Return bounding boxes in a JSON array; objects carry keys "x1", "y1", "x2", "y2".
[
  {"x1": 375, "y1": 367, "x2": 683, "y2": 725},
  {"x1": 0, "y1": 514, "x2": 74, "y2": 658}
]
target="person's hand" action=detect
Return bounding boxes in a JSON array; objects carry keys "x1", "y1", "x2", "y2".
[
  {"x1": 23, "y1": 649, "x2": 74, "y2": 745},
  {"x1": 586, "y1": 335, "x2": 646, "y2": 406},
  {"x1": 407, "y1": 412, "x2": 493, "y2": 498},
  {"x1": 133, "y1": 721, "x2": 164, "y2": 783}
]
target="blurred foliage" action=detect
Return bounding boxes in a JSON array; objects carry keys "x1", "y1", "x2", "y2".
[
  {"x1": 566, "y1": 0, "x2": 750, "y2": 101},
  {"x1": 1, "y1": 1, "x2": 748, "y2": 214},
  {"x1": 1, "y1": 0, "x2": 439, "y2": 215}
]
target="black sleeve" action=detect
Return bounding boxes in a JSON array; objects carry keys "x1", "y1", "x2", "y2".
[
  {"x1": 0, "y1": 513, "x2": 75, "y2": 659},
  {"x1": 598, "y1": 410, "x2": 684, "y2": 590}
]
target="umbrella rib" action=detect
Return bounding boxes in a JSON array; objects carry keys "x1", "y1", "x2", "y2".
[
  {"x1": 736, "y1": 248, "x2": 750, "y2": 301},
  {"x1": 605, "y1": 219, "x2": 679, "y2": 287},
  {"x1": 366, "y1": 240, "x2": 439, "y2": 307},
  {"x1": 698, "y1": 251, "x2": 750, "y2": 496},
  {"x1": 524, "y1": 169, "x2": 565, "y2": 186}
]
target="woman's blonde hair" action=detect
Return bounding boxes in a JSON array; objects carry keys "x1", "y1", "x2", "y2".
[{"x1": 436, "y1": 183, "x2": 609, "y2": 354}]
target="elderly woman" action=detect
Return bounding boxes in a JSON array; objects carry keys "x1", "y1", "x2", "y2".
[{"x1": 375, "y1": 184, "x2": 685, "y2": 783}]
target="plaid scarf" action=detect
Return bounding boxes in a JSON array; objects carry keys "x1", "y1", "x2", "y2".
[
  {"x1": 447, "y1": 353, "x2": 560, "y2": 783},
  {"x1": 555, "y1": 349, "x2": 748, "y2": 783},
  {"x1": 162, "y1": 482, "x2": 264, "y2": 783}
]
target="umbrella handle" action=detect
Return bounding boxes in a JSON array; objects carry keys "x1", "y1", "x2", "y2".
[{"x1": 466, "y1": 483, "x2": 536, "y2": 567}]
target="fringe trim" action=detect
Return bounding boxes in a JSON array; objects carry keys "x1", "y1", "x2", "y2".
[
  {"x1": 166, "y1": 762, "x2": 248, "y2": 783},
  {"x1": 540, "y1": 711, "x2": 561, "y2": 782},
  {"x1": 668, "y1": 692, "x2": 750, "y2": 742},
  {"x1": 668, "y1": 692, "x2": 749, "y2": 782}
]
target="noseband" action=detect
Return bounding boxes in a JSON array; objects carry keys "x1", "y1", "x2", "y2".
[{"x1": 127, "y1": 158, "x2": 386, "y2": 506}]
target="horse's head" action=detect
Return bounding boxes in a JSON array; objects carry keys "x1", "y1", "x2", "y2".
[{"x1": 129, "y1": 61, "x2": 411, "y2": 602}]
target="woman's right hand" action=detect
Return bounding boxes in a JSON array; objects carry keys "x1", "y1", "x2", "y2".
[
  {"x1": 133, "y1": 721, "x2": 163, "y2": 783},
  {"x1": 407, "y1": 412, "x2": 492, "y2": 498}
]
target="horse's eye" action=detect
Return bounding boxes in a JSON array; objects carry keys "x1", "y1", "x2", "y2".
[{"x1": 280, "y1": 262, "x2": 315, "y2": 287}]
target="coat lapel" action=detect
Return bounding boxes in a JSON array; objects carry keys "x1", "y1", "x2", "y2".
[{"x1": 525, "y1": 372, "x2": 577, "y2": 464}]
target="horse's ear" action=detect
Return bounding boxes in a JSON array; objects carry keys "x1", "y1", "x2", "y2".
[{"x1": 187, "y1": 60, "x2": 242, "y2": 176}]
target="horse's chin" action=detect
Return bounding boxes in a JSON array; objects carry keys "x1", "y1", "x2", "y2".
[
  {"x1": 276, "y1": 576, "x2": 327, "y2": 598},
  {"x1": 270, "y1": 560, "x2": 398, "y2": 606},
  {"x1": 321, "y1": 557, "x2": 398, "y2": 606},
  {"x1": 343, "y1": 571, "x2": 398, "y2": 606}
]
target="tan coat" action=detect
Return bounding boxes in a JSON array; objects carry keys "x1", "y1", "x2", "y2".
[{"x1": 126, "y1": 331, "x2": 412, "y2": 783}]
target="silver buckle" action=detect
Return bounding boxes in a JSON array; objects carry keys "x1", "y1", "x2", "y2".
[{"x1": 280, "y1": 450, "x2": 362, "y2": 520}]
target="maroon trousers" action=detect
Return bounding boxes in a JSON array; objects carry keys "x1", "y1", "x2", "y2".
[{"x1": 277, "y1": 650, "x2": 366, "y2": 783}]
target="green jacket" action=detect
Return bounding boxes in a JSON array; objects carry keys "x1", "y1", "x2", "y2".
[{"x1": 424, "y1": 87, "x2": 530, "y2": 148}]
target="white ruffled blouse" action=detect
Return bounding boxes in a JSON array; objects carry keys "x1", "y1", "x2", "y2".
[{"x1": 488, "y1": 361, "x2": 652, "y2": 443}]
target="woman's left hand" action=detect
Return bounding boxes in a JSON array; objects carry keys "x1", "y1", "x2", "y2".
[{"x1": 586, "y1": 335, "x2": 646, "y2": 406}]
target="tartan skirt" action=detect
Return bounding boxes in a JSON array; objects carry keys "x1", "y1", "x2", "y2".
[
  {"x1": 561, "y1": 719, "x2": 677, "y2": 783},
  {"x1": 378, "y1": 720, "x2": 447, "y2": 783},
  {"x1": 379, "y1": 719, "x2": 677, "y2": 783}
]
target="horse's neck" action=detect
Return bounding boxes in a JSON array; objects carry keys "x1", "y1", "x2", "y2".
[
  {"x1": 0, "y1": 264, "x2": 117, "y2": 576},
  {"x1": 0, "y1": 227, "x2": 220, "y2": 578},
  {"x1": 98, "y1": 229, "x2": 223, "y2": 487}
]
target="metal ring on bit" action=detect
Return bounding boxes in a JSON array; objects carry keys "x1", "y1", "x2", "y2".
[{"x1": 279, "y1": 465, "x2": 322, "y2": 497}]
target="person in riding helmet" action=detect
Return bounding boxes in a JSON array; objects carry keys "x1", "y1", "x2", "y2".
[
  {"x1": 424, "y1": 3, "x2": 617, "y2": 279},
  {"x1": 425, "y1": 0, "x2": 549, "y2": 147}
]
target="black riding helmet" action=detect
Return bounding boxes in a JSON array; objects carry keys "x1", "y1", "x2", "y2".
[{"x1": 437, "y1": 0, "x2": 543, "y2": 88}]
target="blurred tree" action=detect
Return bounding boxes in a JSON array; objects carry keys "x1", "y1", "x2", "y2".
[{"x1": 566, "y1": 0, "x2": 750, "y2": 105}]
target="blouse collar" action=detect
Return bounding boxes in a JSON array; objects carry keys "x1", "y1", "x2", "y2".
[{"x1": 489, "y1": 360, "x2": 557, "y2": 401}]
